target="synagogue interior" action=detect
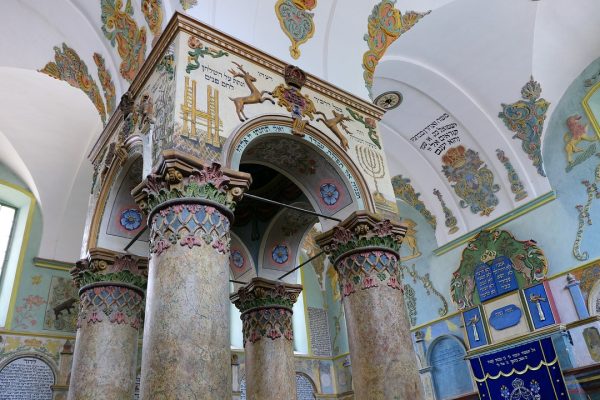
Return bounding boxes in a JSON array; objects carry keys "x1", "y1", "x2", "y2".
[{"x1": 1, "y1": 1, "x2": 600, "y2": 399}]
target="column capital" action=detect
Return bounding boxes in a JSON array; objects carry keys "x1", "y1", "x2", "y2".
[
  {"x1": 315, "y1": 211, "x2": 407, "y2": 264},
  {"x1": 230, "y1": 277, "x2": 302, "y2": 344},
  {"x1": 131, "y1": 150, "x2": 252, "y2": 219},
  {"x1": 71, "y1": 247, "x2": 148, "y2": 291},
  {"x1": 230, "y1": 277, "x2": 302, "y2": 314}
]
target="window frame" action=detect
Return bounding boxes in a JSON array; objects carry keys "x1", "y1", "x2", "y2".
[{"x1": 0, "y1": 201, "x2": 18, "y2": 285}]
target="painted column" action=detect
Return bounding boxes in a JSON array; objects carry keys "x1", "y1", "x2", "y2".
[
  {"x1": 68, "y1": 248, "x2": 147, "y2": 400},
  {"x1": 230, "y1": 277, "x2": 302, "y2": 400},
  {"x1": 316, "y1": 211, "x2": 425, "y2": 400},
  {"x1": 566, "y1": 273, "x2": 590, "y2": 319},
  {"x1": 132, "y1": 151, "x2": 251, "y2": 399}
]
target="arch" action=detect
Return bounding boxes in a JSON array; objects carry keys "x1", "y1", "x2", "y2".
[
  {"x1": 426, "y1": 334, "x2": 474, "y2": 400},
  {"x1": 587, "y1": 279, "x2": 600, "y2": 317},
  {"x1": 221, "y1": 114, "x2": 376, "y2": 216},
  {"x1": 295, "y1": 372, "x2": 318, "y2": 399},
  {"x1": 87, "y1": 138, "x2": 146, "y2": 255}
]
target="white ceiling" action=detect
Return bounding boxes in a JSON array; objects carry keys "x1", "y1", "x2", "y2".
[{"x1": 0, "y1": 0, "x2": 598, "y2": 260}]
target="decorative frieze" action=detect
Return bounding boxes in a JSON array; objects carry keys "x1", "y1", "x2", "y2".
[
  {"x1": 230, "y1": 277, "x2": 302, "y2": 345},
  {"x1": 78, "y1": 284, "x2": 144, "y2": 329},
  {"x1": 71, "y1": 248, "x2": 148, "y2": 289}
]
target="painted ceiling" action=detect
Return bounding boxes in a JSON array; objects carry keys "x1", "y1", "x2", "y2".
[{"x1": 0, "y1": 0, "x2": 599, "y2": 261}]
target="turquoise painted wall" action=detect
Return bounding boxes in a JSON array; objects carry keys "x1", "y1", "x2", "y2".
[
  {"x1": 398, "y1": 56, "x2": 600, "y2": 329},
  {"x1": 0, "y1": 164, "x2": 74, "y2": 335}
]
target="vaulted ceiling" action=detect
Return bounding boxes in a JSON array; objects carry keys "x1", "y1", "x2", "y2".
[{"x1": 0, "y1": 0, "x2": 598, "y2": 261}]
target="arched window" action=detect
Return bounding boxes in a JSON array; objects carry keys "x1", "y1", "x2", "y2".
[
  {"x1": 0, "y1": 203, "x2": 17, "y2": 277},
  {"x1": 0, "y1": 180, "x2": 36, "y2": 328}
]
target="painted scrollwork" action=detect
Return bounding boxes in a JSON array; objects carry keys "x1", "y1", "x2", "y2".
[{"x1": 498, "y1": 77, "x2": 550, "y2": 177}]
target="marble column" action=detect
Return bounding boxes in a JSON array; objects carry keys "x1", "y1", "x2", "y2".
[
  {"x1": 316, "y1": 211, "x2": 424, "y2": 400},
  {"x1": 230, "y1": 277, "x2": 302, "y2": 400},
  {"x1": 68, "y1": 248, "x2": 147, "y2": 400},
  {"x1": 132, "y1": 151, "x2": 251, "y2": 399}
]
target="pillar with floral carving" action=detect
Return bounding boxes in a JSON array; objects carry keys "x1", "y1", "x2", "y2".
[
  {"x1": 316, "y1": 211, "x2": 424, "y2": 399},
  {"x1": 230, "y1": 277, "x2": 302, "y2": 400},
  {"x1": 68, "y1": 248, "x2": 147, "y2": 400},
  {"x1": 132, "y1": 151, "x2": 251, "y2": 399}
]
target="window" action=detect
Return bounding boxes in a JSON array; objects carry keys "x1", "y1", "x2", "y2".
[{"x1": 0, "y1": 203, "x2": 16, "y2": 279}]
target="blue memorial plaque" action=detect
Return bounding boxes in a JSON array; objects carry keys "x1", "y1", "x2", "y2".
[
  {"x1": 469, "y1": 337, "x2": 569, "y2": 400},
  {"x1": 475, "y1": 263, "x2": 497, "y2": 301},
  {"x1": 488, "y1": 304, "x2": 522, "y2": 330},
  {"x1": 475, "y1": 256, "x2": 518, "y2": 302},
  {"x1": 463, "y1": 307, "x2": 487, "y2": 349},
  {"x1": 491, "y1": 256, "x2": 518, "y2": 293},
  {"x1": 524, "y1": 284, "x2": 555, "y2": 329}
]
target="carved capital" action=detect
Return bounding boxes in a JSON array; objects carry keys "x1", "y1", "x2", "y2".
[
  {"x1": 71, "y1": 247, "x2": 148, "y2": 290},
  {"x1": 72, "y1": 248, "x2": 146, "y2": 330},
  {"x1": 316, "y1": 211, "x2": 406, "y2": 298},
  {"x1": 131, "y1": 150, "x2": 252, "y2": 218},
  {"x1": 315, "y1": 211, "x2": 406, "y2": 263},
  {"x1": 230, "y1": 277, "x2": 302, "y2": 345}
]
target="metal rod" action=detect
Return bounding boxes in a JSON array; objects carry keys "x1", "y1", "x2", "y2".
[
  {"x1": 244, "y1": 193, "x2": 341, "y2": 222},
  {"x1": 124, "y1": 226, "x2": 148, "y2": 252},
  {"x1": 278, "y1": 250, "x2": 326, "y2": 280},
  {"x1": 230, "y1": 279, "x2": 248, "y2": 285}
]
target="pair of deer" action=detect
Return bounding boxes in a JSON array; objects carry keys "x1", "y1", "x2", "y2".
[{"x1": 228, "y1": 62, "x2": 351, "y2": 150}]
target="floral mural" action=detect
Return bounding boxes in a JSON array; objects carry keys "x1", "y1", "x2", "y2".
[
  {"x1": 13, "y1": 295, "x2": 46, "y2": 330},
  {"x1": 450, "y1": 230, "x2": 548, "y2": 310},
  {"x1": 142, "y1": 0, "x2": 163, "y2": 46},
  {"x1": 391, "y1": 174, "x2": 436, "y2": 229},
  {"x1": 498, "y1": 77, "x2": 550, "y2": 177},
  {"x1": 101, "y1": 0, "x2": 147, "y2": 82},
  {"x1": 93, "y1": 53, "x2": 116, "y2": 115},
  {"x1": 275, "y1": 0, "x2": 317, "y2": 59},
  {"x1": 441, "y1": 145, "x2": 500, "y2": 216},
  {"x1": 40, "y1": 43, "x2": 107, "y2": 124},
  {"x1": 362, "y1": 0, "x2": 430, "y2": 95}
]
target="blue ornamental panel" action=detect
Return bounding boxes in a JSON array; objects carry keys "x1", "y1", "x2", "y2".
[
  {"x1": 463, "y1": 306, "x2": 487, "y2": 349},
  {"x1": 469, "y1": 337, "x2": 569, "y2": 399},
  {"x1": 488, "y1": 304, "x2": 523, "y2": 331},
  {"x1": 524, "y1": 284, "x2": 556, "y2": 329},
  {"x1": 475, "y1": 256, "x2": 519, "y2": 302}
]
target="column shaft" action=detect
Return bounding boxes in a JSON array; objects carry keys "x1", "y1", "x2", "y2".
[
  {"x1": 317, "y1": 212, "x2": 424, "y2": 400},
  {"x1": 139, "y1": 203, "x2": 231, "y2": 398},
  {"x1": 68, "y1": 251, "x2": 146, "y2": 400},
  {"x1": 231, "y1": 277, "x2": 302, "y2": 400},
  {"x1": 132, "y1": 154, "x2": 251, "y2": 399}
]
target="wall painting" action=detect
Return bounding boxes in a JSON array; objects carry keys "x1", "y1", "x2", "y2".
[{"x1": 40, "y1": 43, "x2": 107, "y2": 124}]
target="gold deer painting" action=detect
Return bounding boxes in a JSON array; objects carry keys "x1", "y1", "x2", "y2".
[
  {"x1": 228, "y1": 62, "x2": 274, "y2": 121},
  {"x1": 315, "y1": 110, "x2": 351, "y2": 151}
]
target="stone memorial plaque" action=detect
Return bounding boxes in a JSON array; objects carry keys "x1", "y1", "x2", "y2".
[{"x1": 0, "y1": 356, "x2": 54, "y2": 400}]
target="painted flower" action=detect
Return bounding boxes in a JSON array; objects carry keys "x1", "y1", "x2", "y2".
[
  {"x1": 180, "y1": 235, "x2": 202, "y2": 249},
  {"x1": 231, "y1": 250, "x2": 245, "y2": 269},
  {"x1": 342, "y1": 282, "x2": 355, "y2": 297},
  {"x1": 320, "y1": 183, "x2": 340, "y2": 205},
  {"x1": 362, "y1": 276, "x2": 378, "y2": 289},
  {"x1": 387, "y1": 275, "x2": 402, "y2": 290},
  {"x1": 249, "y1": 330, "x2": 261, "y2": 343},
  {"x1": 120, "y1": 209, "x2": 142, "y2": 231},
  {"x1": 267, "y1": 328, "x2": 282, "y2": 340},
  {"x1": 365, "y1": 117, "x2": 376, "y2": 129},
  {"x1": 272, "y1": 244, "x2": 289, "y2": 264},
  {"x1": 500, "y1": 385, "x2": 509, "y2": 399}
]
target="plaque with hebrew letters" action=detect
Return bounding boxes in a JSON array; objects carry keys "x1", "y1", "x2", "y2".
[{"x1": 0, "y1": 357, "x2": 54, "y2": 400}]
